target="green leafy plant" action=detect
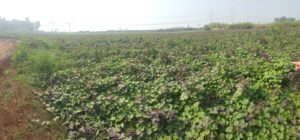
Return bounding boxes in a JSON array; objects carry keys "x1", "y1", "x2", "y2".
[{"x1": 13, "y1": 23, "x2": 300, "y2": 139}]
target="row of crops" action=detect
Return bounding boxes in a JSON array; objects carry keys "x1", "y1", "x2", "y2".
[{"x1": 13, "y1": 24, "x2": 300, "y2": 139}]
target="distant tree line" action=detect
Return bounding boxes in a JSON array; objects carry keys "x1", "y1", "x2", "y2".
[
  {"x1": 203, "y1": 16, "x2": 299, "y2": 31},
  {"x1": 203, "y1": 22, "x2": 255, "y2": 30},
  {"x1": 0, "y1": 17, "x2": 40, "y2": 32},
  {"x1": 274, "y1": 16, "x2": 296, "y2": 23}
]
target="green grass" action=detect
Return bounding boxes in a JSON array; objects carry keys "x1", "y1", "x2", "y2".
[{"x1": 0, "y1": 88, "x2": 12, "y2": 104}]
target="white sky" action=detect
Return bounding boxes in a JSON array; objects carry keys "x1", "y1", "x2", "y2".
[{"x1": 0, "y1": 0, "x2": 299, "y2": 31}]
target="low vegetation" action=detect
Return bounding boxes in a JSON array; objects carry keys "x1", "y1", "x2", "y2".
[
  {"x1": 12, "y1": 23, "x2": 300, "y2": 139},
  {"x1": 203, "y1": 23, "x2": 228, "y2": 30},
  {"x1": 228, "y1": 23, "x2": 255, "y2": 29}
]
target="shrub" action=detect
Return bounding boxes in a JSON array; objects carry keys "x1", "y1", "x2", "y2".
[
  {"x1": 13, "y1": 38, "x2": 70, "y2": 86},
  {"x1": 203, "y1": 23, "x2": 228, "y2": 30}
]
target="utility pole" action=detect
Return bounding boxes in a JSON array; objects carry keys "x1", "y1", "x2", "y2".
[
  {"x1": 209, "y1": 11, "x2": 213, "y2": 23},
  {"x1": 49, "y1": 18, "x2": 56, "y2": 32},
  {"x1": 50, "y1": 21, "x2": 54, "y2": 32}
]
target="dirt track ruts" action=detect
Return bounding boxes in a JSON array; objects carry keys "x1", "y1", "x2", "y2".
[{"x1": 0, "y1": 39, "x2": 16, "y2": 75}]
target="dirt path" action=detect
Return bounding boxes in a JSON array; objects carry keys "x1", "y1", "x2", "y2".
[
  {"x1": 0, "y1": 39, "x2": 63, "y2": 140},
  {"x1": 0, "y1": 39, "x2": 16, "y2": 75}
]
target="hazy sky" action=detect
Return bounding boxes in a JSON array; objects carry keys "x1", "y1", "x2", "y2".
[{"x1": 0, "y1": 0, "x2": 299, "y2": 31}]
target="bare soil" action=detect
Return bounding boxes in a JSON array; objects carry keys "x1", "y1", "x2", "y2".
[{"x1": 0, "y1": 39, "x2": 16, "y2": 75}]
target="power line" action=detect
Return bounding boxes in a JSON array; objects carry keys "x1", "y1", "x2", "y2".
[
  {"x1": 124, "y1": 18, "x2": 209, "y2": 26},
  {"x1": 127, "y1": 13, "x2": 210, "y2": 19},
  {"x1": 45, "y1": 11, "x2": 236, "y2": 31}
]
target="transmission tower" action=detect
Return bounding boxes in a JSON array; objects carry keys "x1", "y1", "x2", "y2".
[
  {"x1": 67, "y1": 20, "x2": 73, "y2": 32},
  {"x1": 50, "y1": 21, "x2": 54, "y2": 32}
]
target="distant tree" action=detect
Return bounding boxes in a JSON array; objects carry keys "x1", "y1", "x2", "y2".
[
  {"x1": 0, "y1": 17, "x2": 40, "y2": 32},
  {"x1": 33, "y1": 21, "x2": 41, "y2": 31},
  {"x1": 274, "y1": 16, "x2": 296, "y2": 23}
]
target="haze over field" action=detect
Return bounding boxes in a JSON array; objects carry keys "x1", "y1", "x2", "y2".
[{"x1": 1, "y1": 0, "x2": 300, "y2": 31}]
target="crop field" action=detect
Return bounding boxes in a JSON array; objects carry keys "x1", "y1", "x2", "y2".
[{"x1": 10, "y1": 23, "x2": 300, "y2": 139}]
